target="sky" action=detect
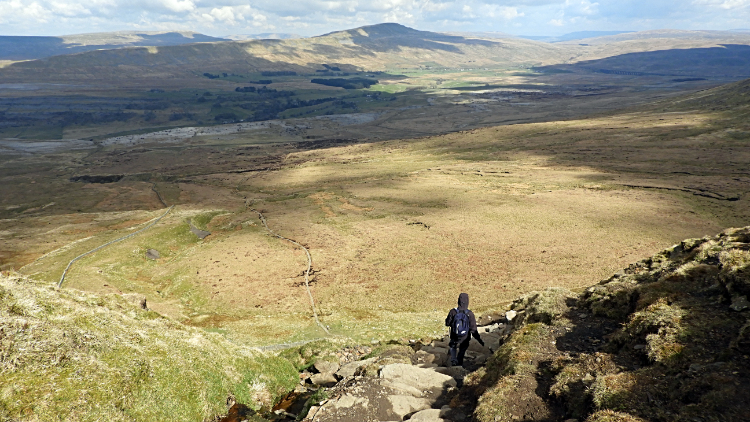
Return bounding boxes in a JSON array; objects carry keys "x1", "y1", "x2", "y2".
[{"x1": 0, "y1": 0, "x2": 749, "y2": 38}]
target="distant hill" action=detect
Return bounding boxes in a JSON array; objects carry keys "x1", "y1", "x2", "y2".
[
  {"x1": 0, "y1": 31, "x2": 226, "y2": 61},
  {"x1": 224, "y1": 33, "x2": 303, "y2": 41},
  {"x1": 2, "y1": 24, "x2": 750, "y2": 84},
  {"x1": 540, "y1": 44, "x2": 750, "y2": 79},
  {"x1": 557, "y1": 29, "x2": 750, "y2": 46},
  {"x1": 520, "y1": 31, "x2": 633, "y2": 43},
  {"x1": 0, "y1": 23, "x2": 568, "y2": 82},
  {"x1": 444, "y1": 31, "x2": 517, "y2": 40}
]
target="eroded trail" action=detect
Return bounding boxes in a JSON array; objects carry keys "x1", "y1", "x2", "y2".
[
  {"x1": 296, "y1": 319, "x2": 510, "y2": 422},
  {"x1": 248, "y1": 204, "x2": 330, "y2": 335}
]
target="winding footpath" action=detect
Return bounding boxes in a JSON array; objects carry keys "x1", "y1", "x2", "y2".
[{"x1": 249, "y1": 206, "x2": 330, "y2": 335}]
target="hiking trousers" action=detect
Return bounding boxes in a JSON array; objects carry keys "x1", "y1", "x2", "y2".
[{"x1": 449, "y1": 336, "x2": 470, "y2": 366}]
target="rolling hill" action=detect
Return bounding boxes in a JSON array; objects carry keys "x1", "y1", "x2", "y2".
[
  {"x1": 0, "y1": 23, "x2": 567, "y2": 83},
  {"x1": 2, "y1": 23, "x2": 750, "y2": 85},
  {"x1": 0, "y1": 31, "x2": 226, "y2": 61}
]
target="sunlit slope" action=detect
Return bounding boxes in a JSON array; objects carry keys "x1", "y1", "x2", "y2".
[
  {"x1": 17, "y1": 80, "x2": 750, "y2": 346},
  {"x1": 0, "y1": 23, "x2": 569, "y2": 81},
  {"x1": 0, "y1": 273, "x2": 297, "y2": 421}
]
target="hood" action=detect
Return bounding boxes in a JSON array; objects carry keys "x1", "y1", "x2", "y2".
[{"x1": 457, "y1": 293, "x2": 469, "y2": 311}]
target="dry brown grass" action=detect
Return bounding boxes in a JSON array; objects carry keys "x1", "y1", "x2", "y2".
[{"x1": 5, "y1": 98, "x2": 749, "y2": 346}]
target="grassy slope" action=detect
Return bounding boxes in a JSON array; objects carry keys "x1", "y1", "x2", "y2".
[{"x1": 0, "y1": 273, "x2": 299, "y2": 421}]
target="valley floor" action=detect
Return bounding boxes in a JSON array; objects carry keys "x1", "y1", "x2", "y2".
[{"x1": 2, "y1": 80, "x2": 748, "y2": 347}]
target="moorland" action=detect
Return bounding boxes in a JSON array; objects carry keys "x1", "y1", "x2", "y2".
[{"x1": 1, "y1": 22, "x2": 749, "y2": 422}]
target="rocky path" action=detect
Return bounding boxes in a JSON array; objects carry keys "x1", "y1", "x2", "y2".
[{"x1": 296, "y1": 319, "x2": 513, "y2": 422}]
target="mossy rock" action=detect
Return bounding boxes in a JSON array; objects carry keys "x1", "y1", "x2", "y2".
[
  {"x1": 549, "y1": 353, "x2": 619, "y2": 419},
  {"x1": 610, "y1": 298, "x2": 685, "y2": 363},
  {"x1": 583, "y1": 281, "x2": 639, "y2": 320},
  {"x1": 511, "y1": 287, "x2": 576, "y2": 326}
]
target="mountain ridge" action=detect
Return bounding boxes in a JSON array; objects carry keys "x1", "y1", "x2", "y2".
[{"x1": 0, "y1": 31, "x2": 227, "y2": 61}]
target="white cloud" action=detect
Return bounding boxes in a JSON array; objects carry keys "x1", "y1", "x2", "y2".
[
  {"x1": 693, "y1": 0, "x2": 750, "y2": 8},
  {"x1": 493, "y1": 5, "x2": 524, "y2": 19},
  {"x1": 159, "y1": 0, "x2": 195, "y2": 13},
  {"x1": 211, "y1": 6, "x2": 235, "y2": 22},
  {"x1": 0, "y1": 0, "x2": 51, "y2": 24},
  {"x1": 0, "y1": 0, "x2": 748, "y2": 37}
]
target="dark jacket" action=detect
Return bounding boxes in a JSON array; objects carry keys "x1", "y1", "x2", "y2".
[{"x1": 445, "y1": 293, "x2": 482, "y2": 344}]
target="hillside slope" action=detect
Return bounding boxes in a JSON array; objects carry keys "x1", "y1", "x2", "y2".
[
  {"x1": 3, "y1": 24, "x2": 750, "y2": 84},
  {"x1": 670, "y1": 76, "x2": 750, "y2": 110},
  {"x1": 0, "y1": 23, "x2": 569, "y2": 82},
  {"x1": 0, "y1": 31, "x2": 226, "y2": 61},
  {"x1": 461, "y1": 226, "x2": 750, "y2": 422},
  {"x1": 0, "y1": 274, "x2": 297, "y2": 421}
]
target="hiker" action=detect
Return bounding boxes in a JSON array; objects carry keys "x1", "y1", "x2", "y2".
[{"x1": 445, "y1": 292, "x2": 484, "y2": 367}]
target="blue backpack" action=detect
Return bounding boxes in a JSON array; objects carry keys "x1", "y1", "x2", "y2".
[{"x1": 452, "y1": 308, "x2": 470, "y2": 337}]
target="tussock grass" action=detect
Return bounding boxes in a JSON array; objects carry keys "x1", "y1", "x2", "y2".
[
  {"x1": 586, "y1": 410, "x2": 648, "y2": 422},
  {"x1": 465, "y1": 227, "x2": 750, "y2": 422}
]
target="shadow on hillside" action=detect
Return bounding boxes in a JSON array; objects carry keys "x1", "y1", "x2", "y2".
[
  {"x1": 0, "y1": 33, "x2": 224, "y2": 61},
  {"x1": 313, "y1": 24, "x2": 502, "y2": 55},
  {"x1": 460, "y1": 232, "x2": 750, "y2": 421},
  {"x1": 538, "y1": 44, "x2": 750, "y2": 78}
]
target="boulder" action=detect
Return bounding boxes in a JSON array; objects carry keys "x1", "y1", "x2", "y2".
[
  {"x1": 476, "y1": 312, "x2": 505, "y2": 326},
  {"x1": 380, "y1": 379, "x2": 423, "y2": 397},
  {"x1": 314, "y1": 360, "x2": 340, "y2": 375},
  {"x1": 387, "y1": 395, "x2": 431, "y2": 420},
  {"x1": 145, "y1": 249, "x2": 160, "y2": 260},
  {"x1": 413, "y1": 350, "x2": 447, "y2": 367},
  {"x1": 380, "y1": 363, "x2": 457, "y2": 391},
  {"x1": 336, "y1": 357, "x2": 377, "y2": 379},
  {"x1": 434, "y1": 366, "x2": 468, "y2": 382},
  {"x1": 421, "y1": 346, "x2": 449, "y2": 355},
  {"x1": 505, "y1": 310, "x2": 518, "y2": 322},
  {"x1": 310, "y1": 373, "x2": 338, "y2": 388},
  {"x1": 333, "y1": 393, "x2": 369, "y2": 409},
  {"x1": 409, "y1": 408, "x2": 449, "y2": 421},
  {"x1": 482, "y1": 332, "x2": 502, "y2": 350},
  {"x1": 430, "y1": 339, "x2": 450, "y2": 349},
  {"x1": 467, "y1": 341, "x2": 492, "y2": 354}
]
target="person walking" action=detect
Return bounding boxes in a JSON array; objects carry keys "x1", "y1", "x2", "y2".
[{"x1": 445, "y1": 292, "x2": 484, "y2": 367}]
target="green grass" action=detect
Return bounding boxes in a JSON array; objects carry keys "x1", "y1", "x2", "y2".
[
  {"x1": 0, "y1": 274, "x2": 299, "y2": 421},
  {"x1": 363, "y1": 84, "x2": 407, "y2": 93}
]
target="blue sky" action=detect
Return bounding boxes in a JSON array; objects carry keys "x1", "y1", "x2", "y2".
[{"x1": 0, "y1": 0, "x2": 748, "y2": 37}]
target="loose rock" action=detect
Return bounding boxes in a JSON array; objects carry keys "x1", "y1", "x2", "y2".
[
  {"x1": 730, "y1": 296, "x2": 750, "y2": 312},
  {"x1": 310, "y1": 373, "x2": 338, "y2": 388}
]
